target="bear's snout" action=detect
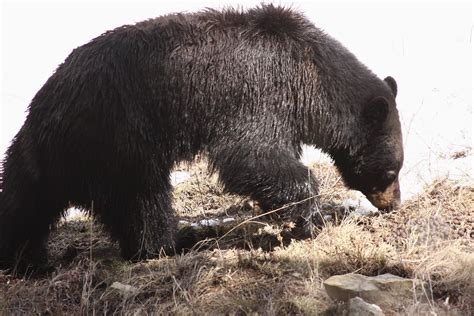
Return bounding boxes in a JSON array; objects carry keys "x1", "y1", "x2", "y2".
[{"x1": 366, "y1": 178, "x2": 401, "y2": 212}]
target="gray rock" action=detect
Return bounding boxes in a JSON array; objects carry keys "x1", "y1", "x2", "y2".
[
  {"x1": 347, "y1": 297, "x2": 384, "y2": 316},
  {"x1": 110, "y1": 282, "x2": 138, "y2": 296},
  {"x1": 195, "y1": 219, "x2": 220, "y2": 227},
  {"x1": 342, "y1": 197, "x2": 378, "y2": 216},
  {"x1": 324, "y1": 273, "x2": 427, "y2": 309},
  {"x1": 222, "y1": 217, "x2": 236, "y2": 223}
]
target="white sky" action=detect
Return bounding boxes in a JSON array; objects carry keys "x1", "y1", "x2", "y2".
[{"x1": 1, "y1": 0, "x2": 473, "y2": 198}]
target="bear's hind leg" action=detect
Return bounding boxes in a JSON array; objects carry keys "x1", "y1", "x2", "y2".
[
  {"x1": 0, "y1": 206, "x2": 51, "y2": 273},
  {"x1": 0, "y1": 175, "x2": 65, "y2": 273},
  {"x1": 94, "y1": 178, "x2": 178, "y2": 261}
]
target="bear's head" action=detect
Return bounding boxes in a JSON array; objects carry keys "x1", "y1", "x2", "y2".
[{"x1": 334, "y1": 76, "x2": 403, "y2": 211}]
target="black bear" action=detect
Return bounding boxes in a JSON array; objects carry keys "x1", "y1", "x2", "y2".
[{"x1": 0, "y1": 5, "x2": 403, "y2": 272}]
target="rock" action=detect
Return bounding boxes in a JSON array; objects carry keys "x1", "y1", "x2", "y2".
[
  {"x1": 222, "y1": 217, "x2": 235, "y2": 223},
  {"x1": 179, "y1": 217, "x2": 235, "y2": 228},
  {"x1": 347, "y1": 297, "x2": 384, "y2": 316},
  {"x1": 196, "y1": 219, "x2": 220, "y2": 227},
  {"x1": 321, "y1": 297, "x2": 384, "y2": 316},
  {"x1": 342, "y1": 197, "x2": 378, "y2": 216},
  {"x1": 110, "y1": 282, "x2": 138, "y2": 296},
  {"x1": 324, "y1": 273, "x2": 427, "y2": 309},
  {"x1": 178, "y1": 220, "x2": 191, "y2": 226}
]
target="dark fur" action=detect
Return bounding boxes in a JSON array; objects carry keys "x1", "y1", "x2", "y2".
[{"x1": 0, "y1": 5, "x2": 403, "y2": 272}]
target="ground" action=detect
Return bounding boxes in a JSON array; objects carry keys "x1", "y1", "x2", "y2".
[
  {"x1": 0, "y1": 159, "x2": 472, "y2": 314},
  {"x1": 1, "y1": 2, "x2": 472, "y2": 314}
]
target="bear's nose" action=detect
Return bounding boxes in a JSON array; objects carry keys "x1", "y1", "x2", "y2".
[
  {"x1": 389, "y1": 197, "x2": 401, "y2": 210},
  {"x1": 378, "y1": 197, "x2": 401, "y2": 213}
]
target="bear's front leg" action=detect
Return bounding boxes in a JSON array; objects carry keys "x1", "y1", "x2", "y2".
[{"x1": 209, "y1": 143, "x2": 323, "y2": 238}]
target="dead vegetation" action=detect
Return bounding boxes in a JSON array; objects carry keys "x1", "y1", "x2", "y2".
[{"x1": 0, "y1": 159, "x2": 472, "y2": 314}]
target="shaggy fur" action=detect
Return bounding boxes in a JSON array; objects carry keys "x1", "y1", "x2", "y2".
[{"x1": 0, "y1": 4, "x2": 403, "y2": 272}]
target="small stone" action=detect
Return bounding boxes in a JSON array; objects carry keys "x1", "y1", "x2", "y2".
[
  {"x1": 222, "y1": 217, "x2": 235, "y2": 223},
  {"x1": 198, "y1": 219, "x2": 220, "y2": 226},
  {"x1": 110, "y1": 282, "x2": 138, "y2": 296},
  {"x1": 323, "y1": 214, "x2": 333, "y2": 221},
  {"x1": 347, "y1": 297, "x2": 384, "y2": 316}
]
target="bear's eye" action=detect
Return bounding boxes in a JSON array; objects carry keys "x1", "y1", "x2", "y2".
[{"x1": 384, "y1": 170, "x2": 397, "y2": 182}]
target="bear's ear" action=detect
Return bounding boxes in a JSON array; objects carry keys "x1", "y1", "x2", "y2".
[
  {"x1": 384, "y1": 76, "x2": 397, "y2": 97},
  {"x1": 363, "y1": 96, "x2": 389, "y2": 127}
]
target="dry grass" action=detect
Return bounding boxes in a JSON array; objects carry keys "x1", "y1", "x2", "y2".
[{"x1": 0, "y1": 160, "x2": 472, "y2": 314}]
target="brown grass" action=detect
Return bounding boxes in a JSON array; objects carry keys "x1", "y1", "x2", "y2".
[{"x1": 0, "y1": 160, "x2": 472, "y2": 314}]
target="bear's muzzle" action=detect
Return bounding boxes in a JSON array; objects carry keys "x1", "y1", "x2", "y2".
[{"x1": 366, "y1": 178, "x2": 401, "y2": 212}]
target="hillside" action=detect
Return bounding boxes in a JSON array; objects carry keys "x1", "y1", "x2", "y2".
[{"x1": 1, "y1": 160, "x2": 472, "y2": 314}]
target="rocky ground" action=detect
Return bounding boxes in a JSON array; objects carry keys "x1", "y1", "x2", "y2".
[{"x1": 1, "y1": 159, "x2": 472, "y2": 315}]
